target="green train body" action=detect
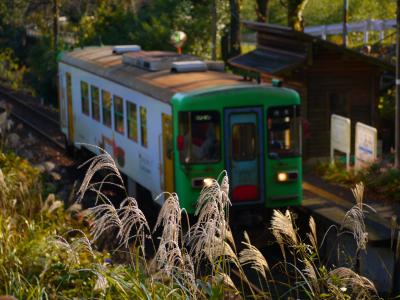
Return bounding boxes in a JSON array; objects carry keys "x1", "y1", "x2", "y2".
[{"x1": 172, "y1": 85, "x2": 302, "y2": 214}]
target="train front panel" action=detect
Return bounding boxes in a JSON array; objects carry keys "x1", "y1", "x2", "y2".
[{"x1": 172, "y1": 85, "x2": 302, "y2": 214}]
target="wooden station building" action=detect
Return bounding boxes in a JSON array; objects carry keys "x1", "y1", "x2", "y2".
[{"x1": 229, "y1": 21, "x2": 394, "y2": 158}]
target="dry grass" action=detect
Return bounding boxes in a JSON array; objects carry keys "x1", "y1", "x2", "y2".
[
  {"x1": 76, "y1": 145, "x2": 125, "y2": 204},
  {"x1": 341, "y1": 182, "x2": 370, "y2": 251},
  {"x1": 329, "y1": 267, "x2": 377, "y2": 299},
  {"x1": 271, "y1": 210, "x2": 299, "y2": 248},
  {"x1": 3, "y1": 147, "x2": 377, "y2": 299},
  {"x1": 118, "y1": 197, "x2": 150, "y2": 250},
  {"x1": 239, "y1": 232, "x2": 269, "y2": 279},
  {"x1": 186, "y1": 171, "x2": 233, "y2": 268}
]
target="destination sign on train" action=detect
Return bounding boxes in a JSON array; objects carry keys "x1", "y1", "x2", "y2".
[{"x1": 193, "y1": 112, "x2": 218, "y2": 122}]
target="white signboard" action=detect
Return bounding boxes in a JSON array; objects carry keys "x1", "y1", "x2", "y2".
[
  {"x1": 355, "y1": 122, "x2": 377, "y2": 170},
  {"x1": 331, "y1": 114, "x2": 351, "y2": 170}
]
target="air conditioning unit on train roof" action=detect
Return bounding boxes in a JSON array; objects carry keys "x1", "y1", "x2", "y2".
[
  {"x1": 122, "y1": 51, "x2": 199, "y2": 72},
  {"x1": 171, "y1": 61, "x2": 207, "y2": 73},
  {"x1": 112, "y1": 45, "x2": 141, "y2": 54},
  {"x1": 205, "y1": 60, "x2": 225, "y2": 72}
]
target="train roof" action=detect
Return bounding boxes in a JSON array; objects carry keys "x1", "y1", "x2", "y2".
[{"x1": 59, "y1": 46, "x2": 248, "y2": 103}]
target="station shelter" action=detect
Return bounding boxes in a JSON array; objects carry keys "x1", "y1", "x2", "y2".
[{"x1": 229, "y1": 21, "x2": 394, "y2": 159}]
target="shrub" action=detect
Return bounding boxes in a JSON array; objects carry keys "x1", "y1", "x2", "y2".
[
  {"x1": 0, "y1": 48, "x2": 28, "y2": 91},
  {"x1": 316, "y1": 159, "x2": 400, "y2": 202}
]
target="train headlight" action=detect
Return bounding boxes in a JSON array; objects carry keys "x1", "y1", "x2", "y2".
[
  {"x1": 277, "y1": 172, "x2": 288, "y2": 182},
  {"x1": 203, "y1": 178, "x2": 214, "y2": 187},
  {"x1": 276, "y1": 171, "x2": 298, "y2": 183}
]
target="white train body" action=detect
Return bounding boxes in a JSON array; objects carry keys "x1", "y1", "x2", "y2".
[
  {"x1": 57, "y1": 46, "x2": 241, "y2": 204},
  {"x1": 59, "y1": 52, "x2": 171, "y2": 202}
]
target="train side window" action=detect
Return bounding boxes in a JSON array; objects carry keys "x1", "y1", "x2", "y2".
[
  {"x1": 91, "y1": 85, "x2": 100, "y2": 121},
  {"x1": 102, "y1": 90, "x2": 112, "y2": 128},
  {"x1": 140, "y1": 106, "x2": 147, "y2": 147},
  {"x1": 126, "y1": 101, "x2": 138, "y2": 142},
  {"x1": 114, "y1": 95, "x2": 124, "y2": 134},
  {"x1": 80, "y1": 81, "x2": 89, "y2": 115}
]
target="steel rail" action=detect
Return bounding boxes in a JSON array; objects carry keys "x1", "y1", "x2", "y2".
[
  {"x1": 0, "y1": 87, "x2": 59, "y2": 126},
  {"x1": 9, "y1": 110, "x2": 65, "y2": 150},
  {"x1": 0, "y1": 86, "x2": 65, "y2": 150}
]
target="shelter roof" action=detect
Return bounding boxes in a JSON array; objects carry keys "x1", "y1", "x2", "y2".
[
  {"x1": 229, "y1": 21, "x2": 394, "y2": 75},
  {"x1": 229, "y1": 48, "x2": 306, "y2": 75},
  {"x1": 60, "y1": 47, "x2": 245, "y2": 102}
]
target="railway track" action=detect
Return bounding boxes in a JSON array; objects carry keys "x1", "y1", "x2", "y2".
[{"x1": 0, "y1": 87, "x2": 65, "y2": 150}]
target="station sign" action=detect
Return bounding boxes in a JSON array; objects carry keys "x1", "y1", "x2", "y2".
[
  {"x1": 330, "y1": 114, "x2": 351, "y2": 170},
  {"x1": 355, "y1": 122, "x2": 377, "y2": 170}
]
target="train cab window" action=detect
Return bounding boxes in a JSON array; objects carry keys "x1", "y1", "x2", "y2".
[
  {"x1": 232, "y1": 123, "x2": 256, "y2": 161},
  {"x1": 114, "y1": 95, "x2": 124, "y2": 134},
  {"x1": 102, "y1": 90, "x2": 112, "y2": 128},
  {"x1": 267, "y1": 105, "x2": 301, "y2": 158},
  {"x1": 178, "y1": 111, "x2": 220, "y2": 163},
  {"x1": 91, "y1": 85, "x2": 100, "y2": 121},
  {"x1": 126, "y1": 101, "x2": 138, "y2": 142},
  {"x1": 140, "y1": 106, "x2": 147, "y2": 147},
  {"x1": 80, "y1": 81, "x2": 89, "y2": 115}
]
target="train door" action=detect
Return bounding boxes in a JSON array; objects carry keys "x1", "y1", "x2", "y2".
[
  {"x1": 66, "y1": 72, "x2": 74, "y2": 143},
  {"x1": 224, "y1": 107, "x2": 264, "y2": 204},
  {"x1": 58, "y1": 72, "x2": 67, "y2": 130},
  {"x1": 162, "y1": 113, "x2": 174, "y2": 192}
]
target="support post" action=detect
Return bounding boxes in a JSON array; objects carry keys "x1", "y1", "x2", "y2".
[
  {"x1": 396, "y1": 0, "x2": 400, "y2": 168},
  {"x1": 322, "y1": 25, "x2": 327, "y2": 40},
  {"x1": 343, "y1": 0, "x2": 348, "y2": 47}
]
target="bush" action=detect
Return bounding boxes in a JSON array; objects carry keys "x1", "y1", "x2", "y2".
[
  {"x1": 0, "y1": 48, "x2": 28, "y2": 91},
  {"x1": 315, "y1": 160, "x2": 360, "y2": 186},
  {"x1": 316, "y1": 158, "x2": 400, "y2": 202}
]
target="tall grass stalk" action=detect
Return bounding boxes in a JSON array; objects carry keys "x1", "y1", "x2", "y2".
[{"x1": 0, "y1": 149, "x2": 382, "y2": 299}]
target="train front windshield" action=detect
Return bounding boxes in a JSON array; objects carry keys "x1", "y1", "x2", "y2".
[
  {"x1": 178, "y1": 111, "x2": 220, "y2": 163},
  {"x1": 267, "y1": 105, "x2": 301, "y2": 158}
]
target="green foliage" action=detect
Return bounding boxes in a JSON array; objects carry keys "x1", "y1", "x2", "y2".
[
  {"x1": 0, "y1": 48, "x2": 28, "y2": 91},
  {"x1": 77, "y1": 3, "x2": 137, "y2": 46},
  {"x1": 360, "y1": 162, "x2": 400, "y2": 201},
  {"x1": 77, "y1": 0, "x2": 220, "y2": 57},
  {"x1": 315, "y1": 158, "x2": 400, "y2": 202},
  {"x1": 378, "y1": 87, "x2": 395, "y2": 121},
  {"x1": 24, "y1": 37, "x2": 68, "y2": 104},
  {"x1": 315, "y1": 160, "x2": 360, "y2": 186},
  {"x1": 264, "y1": 0, "x2": 396, "y2": 27}
]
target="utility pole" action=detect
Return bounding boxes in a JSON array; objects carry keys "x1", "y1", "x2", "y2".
[
  {"x1": 396, "y1": 0, "x2": 400, "y2": 168},
  {"x1": 343, "y1": 0, "x2": 348, "y2": 47},
  {"x1": 52, "y1": 0, "x2": 59, "y2": 51},
  {"x1": 211, "y1": 0, "x2": 217, "y2": 60}
]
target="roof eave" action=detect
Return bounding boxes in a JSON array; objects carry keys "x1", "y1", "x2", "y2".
[{"x1": 242, "y1": 20, "x2": 395, "y2": 73}]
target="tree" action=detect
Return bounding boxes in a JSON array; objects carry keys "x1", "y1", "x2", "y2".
[
  {"x1": 211, "y1": 0, "x2": 217, "y2": 60},
  {"x1": 286, "y1": 0, "x2": 309, "y2": 31},
  {"x1": 256, "y1": 0, "x2": 270, "y2": 23},
  {"x1": 228, "y1": 0, "x2": 241, "y2": 58}
]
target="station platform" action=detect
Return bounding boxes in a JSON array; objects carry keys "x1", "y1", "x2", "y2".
[
  {"x1": 301, "y1": 173, "x2": 398, "y2": 244},
  {"x1": 301, "y1": 173, "x2": 399, "y2": 294}
]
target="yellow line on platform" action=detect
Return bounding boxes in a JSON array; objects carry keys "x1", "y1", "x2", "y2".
[
  {"x1": 303, "y1": 181, "x2": 392, "y2": 230},
  {"x1": 302, "y1": 181, "x2": 353, "y2": 208}
]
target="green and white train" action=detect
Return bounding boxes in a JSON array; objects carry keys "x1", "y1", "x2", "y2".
[{"x1": 58, "y1": 46, "x2": 302, "y2": 213}]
